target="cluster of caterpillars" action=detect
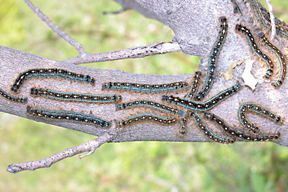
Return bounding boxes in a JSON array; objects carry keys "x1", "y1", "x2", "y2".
[
  {"x1": 1, "y1": 8, "x2": 286, "y2": 145},
  {"x1": 160, "y1": 69, "x2": 282, "y2": 143},
  {"x1": 2, "y1": 68, "x2": 112, "y2": 128},
  {"x1": 162, "y1": 81, "x2": 242, "y2": 111},
  {"x1": 204, "y1": 112, "x2": 280, "y2": 142},
  {"x1": 235, "y1": 24, "x2": 287, "y2": 87}
]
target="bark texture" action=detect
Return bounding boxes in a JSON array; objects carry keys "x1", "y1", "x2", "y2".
[{"x1": 1, "y1": 0, "x2": 288, "y2": 147}]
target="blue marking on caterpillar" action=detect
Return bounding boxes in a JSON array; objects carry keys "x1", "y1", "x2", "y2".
[
  {"x1": 189, "y1": 111, "x2": 236, "y2": 144},
  {"x1": 162, "y1": 81, "x2": 242, "y2": 111},
  {"x1": 11, "y1": 68, "x2": 95, "y2": 93},
  {"x1": 26, "y1": 106, "x2": 110, "y2": 128},
  {"x1": 102, "y1": 81, "x2": 188, "y2": 93},
  {"x1": 115, "y1": 99, "x2": 186, "y2": 118},
  {"x1": 30, "y1": 87, "x2": 121, "y2": 103}
]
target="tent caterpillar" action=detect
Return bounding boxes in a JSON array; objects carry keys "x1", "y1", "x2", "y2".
[
  {"x1": 185, "y1": 71, "x2": 202, "y2": 100},
  {"x1": 195, "y1": 16, "x2": 229, "y2": 101},
  {"x1": 238, "y1": 102, "x2": 282, "y2": 133},
  {"x1": 102, "y1": 81, "x2": 188, "y2": 93},
  {"x1": 116, "y1": 99, "x2": 186, "y2": 118},
  {"x1": 26, "y1": 106, "x2": 110, "y2": 128},
  {"x1": 115, "y1": 113, "x2": 177, "y2": 128},
  {"x1": 190, "y1": 111, "x2": 236, "y2": 144},
  {"x1": 204, "y1": 112, "x2": 280, "y2": 141},
  {"x1": 30, "y1": 87, "x2": 121, "y2": 104},
  {"x1": 11, "y1": 68, "x2": 95, "y2": 93},
  {"x1": 257, "y1": 32, "x2": 287, "y2": 88},
  {"x1": 0, "y1": 88, "x2": 27, "y2": 103},
  {"x1": 235, "y1": 24, "x2": 274, "y2": 79}
]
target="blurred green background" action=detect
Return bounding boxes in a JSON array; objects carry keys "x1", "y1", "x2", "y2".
[{"x1": 0, "y1": 0, "x2": 288, "y2": 191}]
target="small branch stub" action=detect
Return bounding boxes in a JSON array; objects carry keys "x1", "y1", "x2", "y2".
[{"x1": 265, "y1": 0, "x2": 277, "y2": 40}]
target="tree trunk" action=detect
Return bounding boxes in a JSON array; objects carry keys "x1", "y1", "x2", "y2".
[{"x1": 1, "y1": 0, "x2": 288, "y2": 173}]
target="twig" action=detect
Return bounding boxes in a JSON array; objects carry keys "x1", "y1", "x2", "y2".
[
  {"x1": 64, "y1": 41, "x2": 181, "y2": 64},
  {"x1": 7, "y1": 133, "x2": 113, "y2": 174},
  {"x1": 265, "y1": 0, "x2": 276, "y2": 40},
  {"x1": 103, "y1": 8, "x2": 127, "y2": 15},
  {"x1": 23, "y1": 0, "x2": 86, "y2": 55}
]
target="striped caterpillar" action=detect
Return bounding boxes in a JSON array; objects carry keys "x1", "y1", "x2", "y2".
[
  {"x1": 195, "y1": 16, "x2": 229, "y2": 101},
  {"x1": 0, "y1": 88, "x2": 27, "y2": 103},
  {"x1": 257, "y1": 32, "x2": 287, "y2": 88},
  {"x1": 204, "y1": 112, "x2": 280, "y2": 142},
  {"x1": 102, "y1": 81, "x2": 188, "y2": 94},
  {"x1": 190, "y1": 111, "x2": 236, "y2": 144},
  {"x1": 12, "y1": 68, "x2": 95, "y2": 93},
  {"x1": 238, "y1": 102, "x2": 282, "y2": 133},
  {"x1": 116, "y1": 99, "x2": 186, "y2": 118},
  {"x1": 30, "y1": 87, "x2": 121, "y2": 104},
  {"x1": 26, "y1": 106, "x2": 110, "y2": 128},
  {"x1": 115, "y1": 113, "x2": 177, "y2": 128},
  {"x1": 235, "y1": 24, "x2": 274, "y2": 79}
]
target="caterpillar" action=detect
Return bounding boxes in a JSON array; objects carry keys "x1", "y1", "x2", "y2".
[
  {"x1": 204, "y1": 112, "x2": 281, "y2": 141},
  {"x1": 30, "y1": 87, "x2": 121, "y2": 104},
  {"x1": 11, "y1": 68, "x2": 95, "y2": 93},
  {"x1": 190, "y1": 111, "x2": 236, "y2": 144},
  {"x1": 257, "y1": 32, "x2": 287, "y2": 88},
  {"x1": 162, "y1": 81, "x2": 242, "y2": 111},
  {"x1": 235, "y1": 24, "x2": 274, "y2": 79},
  {"x1": 115, "y1": 113, "x2": 177, "y2": 128},
  {"x1": 102, "y1": 81, "x2": 188, "y2": 94},
  {"x1": 195, "y1": 16, "x2": 228, "y2": 101},
  {"x1": 116, "y1": 99, "x2": 186, "y2": 118},
  {"x1": 178, "y1": 116, "x2": 188, "y2": 135},
  {"x1": 0, "y1": 88, "x2": 27, "y2": 103},
  {"x1": 238, "y1": 102, "x2": 283, "y2": 133},
  {"x1": 26, "y1": 106, "x2": 110, "y2": 128},
  {"x1": 185, "y1": 71, "x2": 201, "y2": 100}
]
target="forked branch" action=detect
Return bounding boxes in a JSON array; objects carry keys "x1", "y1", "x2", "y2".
[
  {"x1": 64, "y1": 42, "x2": 181, "y2": 64},
  {"x1": 24, "y1": 0, "x2": 181, "y2": 64}
]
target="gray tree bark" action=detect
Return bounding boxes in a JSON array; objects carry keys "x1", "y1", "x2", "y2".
[{"x1": 1, "y1": 0, "x2": 288, "y2": 172}]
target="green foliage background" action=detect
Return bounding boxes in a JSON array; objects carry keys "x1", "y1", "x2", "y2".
[{"x1": 0, "y1": 0, "x2": 287, "y2": 191}]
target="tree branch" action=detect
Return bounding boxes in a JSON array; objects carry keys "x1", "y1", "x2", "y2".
[
  {"x1": 1, "y1": 0, "x2": 288, "y2": 173},
  {"x1": 7, "y1": 133, "x2": 113, "y2": 173},
  {"x1": 23, "y1": 0, "x2": 86, "y2": 55},
  {"x1": 103, "y1": 8, "x2": 127, "y2": 15},
  {"x1": 265, "y1": 0, "x2": 277, "y2": 40},
  {"x1": 64, "y1": 42, "x2": 181, "y2": 64}
]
